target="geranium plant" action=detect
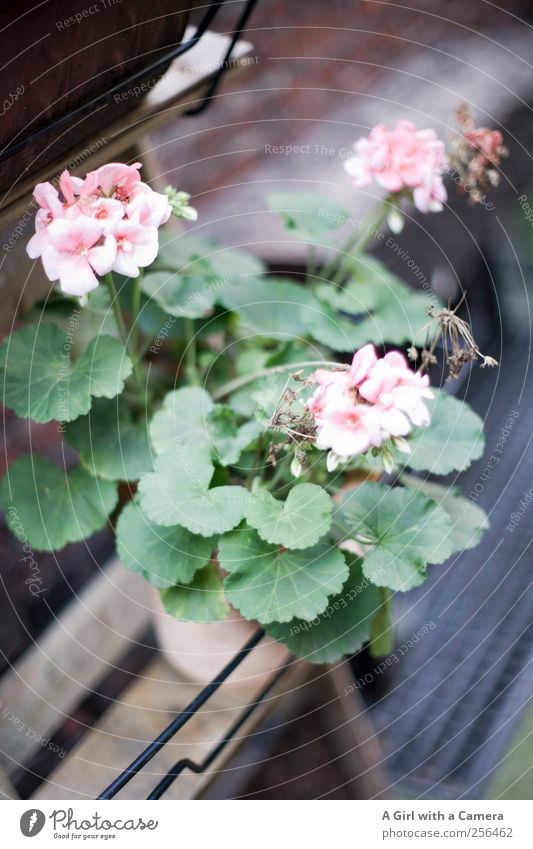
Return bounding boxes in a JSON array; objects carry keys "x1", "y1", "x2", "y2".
[{"x1": 0, "y1": 111, "x2": 503, "y2": 663}]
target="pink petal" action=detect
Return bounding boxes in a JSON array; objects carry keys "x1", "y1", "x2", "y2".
[
  {"x1": 48, "y1": 216, "x2": 104, "y2": 252},
  {"x1": 27, "y1": 229, "x2": 50, "y2": 259},
  {"x1": 88, "y1": 234, "x2": 117, "y2": 276},
  {"x1": 33, "y1": 182, "x2": 63, "y2": 217},
  {"x1": 112, "y1": 250, "x2": 141, "y2": 278},
  {"x1": 350, "y1": 344, "x2": 378, "y2": 385},
  {"x1": 57, "y1": 254, "x2": 99, "y2": 296}
]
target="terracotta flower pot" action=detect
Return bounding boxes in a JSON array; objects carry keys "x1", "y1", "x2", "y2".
[{"x1": 148, "y1": 587, "x2": 289, "y2": 693}]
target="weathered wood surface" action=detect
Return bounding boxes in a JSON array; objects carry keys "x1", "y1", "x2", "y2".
[
  {"x1": 33, "y1": 656, "x2": 310, "y2": 800},
  {"x1": 0, "y1": 559, "x2": 149, "y2": 778}
]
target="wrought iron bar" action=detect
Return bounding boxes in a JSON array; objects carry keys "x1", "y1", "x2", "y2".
[
  {"x1": 147, "y1": 656, "x2": 293, "y2": 798},
  {"x1": 97, "y1": 627, "x2": 266, "y2": 799}
]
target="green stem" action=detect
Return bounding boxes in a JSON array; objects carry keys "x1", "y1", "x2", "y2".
[
  {"x1": 369, "y1": 587, "x2": 394, "y2": 658},
  {"x1": 213, "y1": 360, "x2": 348, "y2": 402},
  {"x1": 266, "y1": 455, "x2": 291, "y2": 494},
  {"x1": 105, "y1": 273, "x2": 145, "y2": 395},
  {"x1": 306, "y1": 244, "x2": 316, "y2": 282},
  {"x1": 184, "y1": 317, "x2": 199, "y2": 385},
  {"x1": 130, "y1": 270, "x2": 143, "y2": 358},
  {"x1": 322, "y1": 200, "x2": 391, "y2": 286}
]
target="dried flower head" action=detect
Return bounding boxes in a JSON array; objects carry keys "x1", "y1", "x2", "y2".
[
  {"x1": 266, "y1": 374, "x2": 318, "y2": 465},
  {"x1": 449, "y1": 104, "x2": 508, "y2": 204},
  {"x1": 419, "y1": 299, "x2": 498, "y2": 380}
]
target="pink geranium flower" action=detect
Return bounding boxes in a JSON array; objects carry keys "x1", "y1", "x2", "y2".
[
  {"x1": 307, "y1": 344, "x2": 433, "y2": 469},
  {"x1": 344, "y1": 120, "x2": 448, "y2": 214},
  {"x1": 41, "y1": 216, "x2": 116, "y2": 296},
  {"x1": 84, "y1": 162, "x2": 142, "y2": 200},
  {"x1": 112, "y1": 219, "x2": 158, "y2": 278},
  {"x1": 26, "y1": 162, "x2": 181, "y2": 296},
  {"x1": 127, "y1": 187, "x2": 171, "y2": 228},
  {"x1": 26, "y1": 183, "x2": 64, "y2": 259}
]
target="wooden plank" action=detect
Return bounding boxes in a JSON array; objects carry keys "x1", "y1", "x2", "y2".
[
  {"x1": 33, "y1": 656, "x2": 310, "y2": 800},
  {"x1": 0, "y1": 559, "x2": 149, "y2": 778},
  {"x1": 0, "y1": 29, "x2": 253, "y2": 229},
  {"x1": 317, "y1": 662, "x2": 389, "y2": 798}
]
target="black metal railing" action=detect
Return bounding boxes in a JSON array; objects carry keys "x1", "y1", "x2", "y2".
[{"x1": 97, "y1": 628, "x2": 294, "y2": 800}]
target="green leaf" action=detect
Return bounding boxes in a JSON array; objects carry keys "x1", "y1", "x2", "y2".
[
  {"x1": 339, "y1": 482, "x2": 453, "y2": 592},
  {"x1": 401, "y1": 474, "x2": 489, "y2": 555},
  {"x1": 207, "y1": 407, "x2": 263, "y2": 466},
  {"x1": 0, "y1": 324, "x2": 132, "y2": 423},
  {"x1": 138, "y1": 451, "x2": 250, "y2": 536},
  {"x1": 246, "y1": 484, "x2": 332, "y2": 549},
  {"x1": 265, "y1": 555, "x2": 380, "y2": 663},
  {"x1": 150, "y1": 387, "x2": 214, "y2": 456},
  {"x1": 266, "y1": 192, "x2": 349, "y2": 243},
  {"x1": 116, "y1": 501, "x2": 215, "y2": 588},
  {"x1": 156, "y1": 235, "x2": 265, "y2": 287},
  {"x1": 141, "y1": 270, "x2": 216, "y2": 319},
  {"x1": 150, "y1": 388, "x2": 260, "y2": 468},
  {"x1": 308, "y1": 267, "x2": 430, "y2": 351},
  {"x1": 160, "y1": 564, "x2": 230, "y2": 622},
  {"x1": 219, "y1": 528, "x2": 348, "y2": 624},
  {"x1": 65, "y1": 398, "x2": 152, "y2": 481},
  {"x1": 404, "y1": 390, "x2": 485, "y2": 474},
  {"x1": 1, "y1": 455, "x2": 118, "y2": 551},
  {"x1": 314, "y1": 279, "x2": 378, "y2": 314},
  {"x1": 219, "y1": 277, "x2": 317, "y2": 340}
]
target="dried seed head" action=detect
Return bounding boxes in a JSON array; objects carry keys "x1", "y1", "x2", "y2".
[
  {"x1": 449, "y1": 104, "x2": 508, "y2": 205},
  {"x1": 417, "y1": 299, "x2": 498, "y2": 380}
]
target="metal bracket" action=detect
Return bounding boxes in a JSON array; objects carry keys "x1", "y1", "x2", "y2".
[{"x1": 97, "y1": 629, "x2": 294, "y2": 800}]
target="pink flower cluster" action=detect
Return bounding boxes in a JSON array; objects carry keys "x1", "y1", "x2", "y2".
[
  {"x1": 344, "y1": 120, "x2": 448, "y2": 214},
  {"x1": 308, "y1": 344, "x2": 433, "y2": 468},
  {"x1": 27, "y1": 163, "x2": 172, "y2": 296}
]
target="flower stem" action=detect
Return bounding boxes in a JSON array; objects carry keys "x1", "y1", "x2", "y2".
[
  {"x1": 130, "y1": 271, "x2": 143, "y2": 358},
  {"x1": 184, "y1": 317, "x2": 199, "y2": 385},
  {"x1": 369, "y1": 587, "x2": 394, "y2": 658},
  {"x1": 322, "y1": 200, "x2": 391, "y2": 286},
  {"x1": 306, "y1": 244, "x2": 316, "y2": 282},
  {"x1": 213, "y1": 360, "x2": 348, "y2": 402},
  {"x1": 105, "y1": 273, "x2": 145, "y2": 395}
]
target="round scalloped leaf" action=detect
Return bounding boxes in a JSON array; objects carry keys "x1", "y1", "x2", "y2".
[
  {"x1": 219, "y1": 277, "x2": 317, "y2": 340},
  {"x1": 405, "y1": 390, "x2": 485, "y2": 474},
  {"x1": 246, "y1": 483, "x2": 332, "y2": 549},
  {"x1": 156, "y1": 235, "x2": 265, "y2": 285},
  {"x1": 265, "y1": 555, "x2": 380, "y2": 663},
  {"x1": 339, "y1": 482, "x2": 453, "y2": 592},
  {"x1": 141, "y1": 270, "x2": 216, "y2": 319},
  {"x1": 401, "y1": 474, "x2": 489, "y2": 555},
  {"x1": 150, "y1": 387, "x2": 214, "y2": 456},
  {"x1": 266, "y1": 191, "x2": 349, "y2": 243},
  {"x1": 116, "y1": 502, "x2": 215, "y2": 588},
  {"x1": 219, "y1": 528, "x2": 348, "y2": 624},
  {"x1": 150, "y1": 388, "x2": 261, "y2": 468},
  {"x1": 159, "y1": 564, "x2": 230, "y2": 622},
  {"x1": 0, "y1": 324, "x2": 132, "y2": 423},
  {"x1": 1, "y1": 455, "x2": 118, "y2": 551},
  {"x1": 138, "y1": 450, "x2": 250, "y2": 536},
  {"x1": 66, "y1": 398, "x2": 152, "y2": 481},
  {"x1": 308, "y1": 275, "x2": 430, "y2": 351}
]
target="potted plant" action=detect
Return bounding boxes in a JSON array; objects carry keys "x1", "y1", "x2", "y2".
[{"x1": 0, "y1": 111, "x2": 505, "y2": 680}]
